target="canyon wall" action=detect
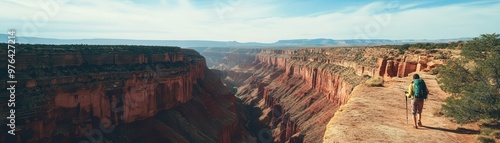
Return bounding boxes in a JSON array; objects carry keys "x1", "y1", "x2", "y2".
[
  {"x1": 206, "y1": 47, "x2": 449, "y2": 143},
  {"x1": 257, "y1": 48, "x2": 448, "y2": 81},
  {"x1": 236, "y1": 49, "x2": 368, "y2": 142},
  {"x1": 201, "y1": 47, "x2": 261, "y2": 70},
  {"x1": 0, "y1": 44, "x2": 249, "y2": 143}
]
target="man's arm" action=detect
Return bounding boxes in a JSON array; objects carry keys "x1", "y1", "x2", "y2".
[{"x1": 406, "y1": 84, "x2": 414, "y2": 98}]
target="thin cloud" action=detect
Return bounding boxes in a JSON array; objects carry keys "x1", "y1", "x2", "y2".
[
  {"x1": 0, "y1": 0, "x2": 498, "y2": 43},
  {"x1": 398, "y1": 2, "x2": 430, "y2": 10}
]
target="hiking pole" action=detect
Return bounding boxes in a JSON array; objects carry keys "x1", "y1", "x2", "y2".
[{"x1": 405, "y1": 91, "x2": 408, "y2": 124}]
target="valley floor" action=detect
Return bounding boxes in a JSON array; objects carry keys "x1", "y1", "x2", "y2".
[{"x1": 323, "y1": 73, "x2": 478, "y2": 143}]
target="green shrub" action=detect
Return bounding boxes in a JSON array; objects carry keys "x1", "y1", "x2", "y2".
[
  {"x1": 365, "y1": 76, "x2": 384, "y2": 87},
  {"x1": 429, "y1": 67, "x2": 439, "y2": 75},
  {"x1": 475, "y1": 135, "x2": 495, "y2": 143},
  {"x1": 480, "y1": 128, "x2": 494, "y2": 136},
  {"x1": 438, "y1": 34, "x2": 500, "y2": 124},
  {"x1": 479, "y1": 119, "x2": 499, "y2": 127}
]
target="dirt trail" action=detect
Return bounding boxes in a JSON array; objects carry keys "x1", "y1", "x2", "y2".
[{"x1": 323, "y1": 73, "x2": 477, "y2": 143}]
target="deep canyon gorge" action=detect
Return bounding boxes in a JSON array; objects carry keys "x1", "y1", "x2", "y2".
[
  {"x1": 0, "y1": 45, "x2": 249, "y2": 143},
  {"x1": 201, "y1": 46, "x2": 450, "y2": 143},
  {"x1": 0, "y1": 44, "x2": 451, "y2": 143}
]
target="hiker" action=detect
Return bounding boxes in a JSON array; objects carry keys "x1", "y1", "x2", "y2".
[{"x1": 406, "y1": 74, "x2": 429, "y2": 129}]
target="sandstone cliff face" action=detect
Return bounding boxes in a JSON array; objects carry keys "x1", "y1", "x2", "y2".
[
  {"x1": 230, "y1": 49, "x2": 368, "y2": 143},
  {"x1": 0, "y1": 44, "x2": 249, "y2": 143},
  {"x1": 376, "y1": 53, "x2": 446, "y2": 80},
  {"x1": 209, "y1": 47, "x2": 448, "y2": 143},
  {"x1": 256, "y1": 48, "x2": 447, "y2": 81}
]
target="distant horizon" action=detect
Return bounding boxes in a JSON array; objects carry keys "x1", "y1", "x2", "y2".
[
  {"x1": 3, "y1": 33, "x2": 476, "y2": 44},
  {"x1": 2, "y1": 0, "x2": 499, "y2": 43}
]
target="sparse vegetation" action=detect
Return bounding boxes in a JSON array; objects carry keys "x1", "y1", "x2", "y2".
[
  {"x1": 181, "y1": 49, "x2": 205, "y2": 59},
  {"x1": 479, "y1": 119, "x2": 499, "y2": 127},
  {"x1": 1, "y1": 43, "x2": 183, "y2": 54},
  {"x1": 492, "y1": 131, "x2": 500, "y2": 139},
  {"x1": 477, "y1": 119, "x2": 500, "y2": 141},
  {"x1": 476, "y1": 135, "x2": 495, "y2": 143},
  {"x1": 433, "y1": 108, "x2": 445, "y2": 117},
  {"x1": 437, "y1": 33, "x2": 500, "y2": 124},
  {"x1": 433, "y1": 52, "x2": 448, "y2": 59},
  {"x1": 0, "y1": 44, "x2": 204, "y2": 79},
  {"x1": 385, "y1": 41, "x2": 464, "y2": 51},
  {"x1": 481, "y1": 128, "x2": 495, "y2": 136},
  {"x1": 429, "y1": 67, "x2": 440, "y2": 75},
  {"x1": 365, "y1": 76, "x2": 384, "y2": 87}
]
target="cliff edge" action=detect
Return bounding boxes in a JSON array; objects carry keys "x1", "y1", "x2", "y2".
[
  {"x1": 0, "y1": 44, "x2": 249, "y2": 143},
  {"x1": 203, "y1": 47, "x2": 456, "y2": 143},
  {"x1": 323, "y1": 73, "x2": 477, "y2": 143}
]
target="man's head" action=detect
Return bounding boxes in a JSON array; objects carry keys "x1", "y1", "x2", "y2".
[{"x1": 413, "y1": 74, "x2": 420, "y2": 79}]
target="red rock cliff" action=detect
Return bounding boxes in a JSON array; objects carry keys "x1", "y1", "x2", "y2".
[
  {"x1": 218, "y1": 47, "x2": 449, "y2": 143},
  {"x1": 234, "y1": 49, "x2": 368, "y2": 143},
  {"x1": 0, "y1": 44, "x2": 249, "y2": 143}
]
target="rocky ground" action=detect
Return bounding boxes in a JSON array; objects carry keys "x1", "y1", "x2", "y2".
[{"x1": 323, "y1": 72, "x2": 478, "y2": 143}]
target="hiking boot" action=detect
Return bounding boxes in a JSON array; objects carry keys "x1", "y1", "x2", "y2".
[{"x1": 418, "y1": 121, "x2": 423, "y2": 127}]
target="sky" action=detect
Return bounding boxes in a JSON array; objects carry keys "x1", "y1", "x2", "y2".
[{"x1": 1, "y1": 0, "x2": 499, "y2": 43}]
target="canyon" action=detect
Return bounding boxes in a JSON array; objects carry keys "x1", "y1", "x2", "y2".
[
  {"x1": 202, "y1": 46, "x2": 453, "y2": 142},
  {"x1": 0, "y1": 44, "x2": 456, "y2": 143},
  {"x1": 0, "y1": 44, "x2": 249, "y2": 143}
]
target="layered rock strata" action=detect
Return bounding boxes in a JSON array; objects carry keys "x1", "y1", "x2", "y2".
[
  {"x1": 0, "y1": 44, "x2": 249, "y2": 143},
  {"x1": 235, "y1": 49, "x2": 368, "y2": 143},
  {"x1": 210, "y1": 47, "x2": 448, "y2": 143}
]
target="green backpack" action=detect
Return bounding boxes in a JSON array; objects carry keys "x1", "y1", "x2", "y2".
[{"x1": 413, "y1": 79, "x2": 428, "y2": 99}]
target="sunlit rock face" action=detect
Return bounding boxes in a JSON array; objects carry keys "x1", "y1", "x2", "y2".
[
  {"x1": 0, "y1": 44, "x2": 249, "y2": 143},
  {"x1": 204, "y1": 47, "x2": 448, "y2": 143}
]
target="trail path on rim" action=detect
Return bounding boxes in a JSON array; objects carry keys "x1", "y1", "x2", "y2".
[{"x1": 323, "y1": 73, "x2": 477, "y2": 143}]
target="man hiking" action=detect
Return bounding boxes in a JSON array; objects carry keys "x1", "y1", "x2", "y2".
[{"x1": 406, "y1": 74, "x2": 429, "y2": 129}]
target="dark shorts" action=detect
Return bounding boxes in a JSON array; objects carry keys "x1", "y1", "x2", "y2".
[{"x1": 411, "y1": 98, "x2": 424, "y2": 114}]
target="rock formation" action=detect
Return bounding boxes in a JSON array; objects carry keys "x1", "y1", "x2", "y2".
[
  {"x1": 0, "y1": 44, "x2": 249, "y2": 143},
  {"x1": 202, "y1": 47, "x2": 449, "y2": 143},
  {"x1": 234, "y1": 49, "x2": 368, "y2": 142},
  {"x1": 0, "y1": 44, "x2": 451, "y2": 143}
]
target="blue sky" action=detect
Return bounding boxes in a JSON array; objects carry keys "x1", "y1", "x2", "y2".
[{"x1": 1, "y1": 0, "x2": 499, "y2": 42}]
